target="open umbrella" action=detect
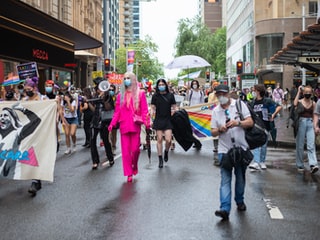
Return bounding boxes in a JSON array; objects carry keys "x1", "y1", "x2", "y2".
[
  {"x1": 1, "y1": 75, "x2": 23, "y2": 86},
  {"x1": 165, "y1": 55, "x2": 211, "y2": 70}
]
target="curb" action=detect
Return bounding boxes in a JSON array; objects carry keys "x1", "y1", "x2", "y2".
[{"x1": 267, "y1": 141, "x2": 296, "y2": 149}]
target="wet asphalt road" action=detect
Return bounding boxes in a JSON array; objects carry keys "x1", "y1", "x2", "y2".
[{"x1": 1, "y1": 131, "x2": 320, "y2": 240}]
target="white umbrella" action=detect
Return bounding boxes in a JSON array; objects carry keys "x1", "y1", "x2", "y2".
[{"x1": 165, "y1": 55, "x2": 211, "y2": 70}]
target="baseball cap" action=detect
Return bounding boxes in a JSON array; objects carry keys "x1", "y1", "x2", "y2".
[{"x1": 214, "y1": 84, "x2": 229, "y2": 93}]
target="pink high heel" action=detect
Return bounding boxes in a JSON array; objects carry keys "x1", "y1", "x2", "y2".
[{"x1": 127, "y1": 175, "x2": 133, "y2": 182}]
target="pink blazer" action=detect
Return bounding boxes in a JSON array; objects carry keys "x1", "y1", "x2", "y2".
[{"x1": 110, "y1": 90, "x2": 148, "y2": 134}]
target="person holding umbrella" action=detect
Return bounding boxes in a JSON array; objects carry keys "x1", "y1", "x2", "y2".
[
  {"x1": 150, "y1": 78, "x2": 177, "y2": 168},
  {"x1": 248, "y1": 84, "x2": 282, "y2": 170}
]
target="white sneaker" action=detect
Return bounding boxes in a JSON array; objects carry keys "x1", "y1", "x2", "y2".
[
  {"x1": 64, "y1": 148, "x2": 71, "y2": 155},
  {"x1": 260, "y1": 162, "x2": 267, "y2": 170},
  {"x1": 249, "y1": 162, "x2": 261, "y2": 170},
  {"x1": 72, "y1": 144, "x2": 77, "y2": 153}
]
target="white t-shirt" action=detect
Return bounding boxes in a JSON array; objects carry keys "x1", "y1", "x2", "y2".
[
  {"x1": 188, "y1": 89, "x2": 204, "y2": 106},
  {"x1": 211, "y1": 98, "x2": 251, "y2": 153},
  {"x1": 61, "y1": 99, "x2": 77, "y2": 118}
]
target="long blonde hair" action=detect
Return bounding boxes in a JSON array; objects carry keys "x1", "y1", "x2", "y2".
[{"x1": 120, "y1": 72, "x2": 140, "y2": 111}]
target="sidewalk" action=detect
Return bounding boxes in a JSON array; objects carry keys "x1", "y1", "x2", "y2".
[{"x1": 269, "y1": 106, "x2": 295, "y2": 148}]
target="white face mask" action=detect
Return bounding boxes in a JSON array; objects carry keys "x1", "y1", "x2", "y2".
[
  {"x1": 252, "y1": 92, "x2": 257, "y2": 98},
  {"x1": 192, "y1": 84, "x2": 198, "y2": 89},
  {"x1": 218, "y1": 96, "x2": 229, "y2": 105}
]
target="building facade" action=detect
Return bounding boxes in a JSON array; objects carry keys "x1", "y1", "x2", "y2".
[
  {"x1": 226, "y1": 0, "x2": 317, "y2": 90},
  {"x1": 0, "y1": 0, "x2": 103, "y2": 90},
  {"x1": 201, "y1": 0, "x2": 223, "y2": 33}
]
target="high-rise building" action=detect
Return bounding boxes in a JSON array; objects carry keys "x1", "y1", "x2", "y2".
[
  {"x1": 226, "y1": 0, "x2": 317, "y2": 90},
  {"x1": 200, "y1": 0, "x2": 223, "y2": 33}
]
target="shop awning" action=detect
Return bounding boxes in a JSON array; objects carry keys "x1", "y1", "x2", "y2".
[
  {"x1": 75, "y1": 50, "x2": 98, "y2": 57},
  {"x1": 0, "y1": 0, "x2": 102, "y2": 50},
  {"x1": 270, "y1": 21, "x2": 320, "y2": 71}
]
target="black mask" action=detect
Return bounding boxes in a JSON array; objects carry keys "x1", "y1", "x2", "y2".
[
  {"x1": 304, "y1": 94, "x2": 312, "y2": 99},
  {"x1": 26, "y1": 90, "x2": 34, "y2": 97}
]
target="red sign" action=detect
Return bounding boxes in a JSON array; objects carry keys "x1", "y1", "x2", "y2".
[
  {"x1": 64, "y1": 63, "x2": 77, "y2": 68},
  {"x1": 107, "y1": 73, "x2": 124, "y2": 85}
]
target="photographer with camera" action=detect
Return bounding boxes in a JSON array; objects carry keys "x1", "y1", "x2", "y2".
[{"x1": 210, "y1": 85, "x2": 254, "y2": 221}]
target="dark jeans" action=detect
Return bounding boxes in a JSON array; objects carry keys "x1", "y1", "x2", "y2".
[
  {"x1": 90, "y1": 121, "x2": 113, "y2": 165},
  {"x1": 83, "y1": 117, "x2": 91, "y2": 145}
]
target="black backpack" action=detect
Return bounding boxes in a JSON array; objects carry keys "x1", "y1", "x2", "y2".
[{"x1": 236, "y1": 99, "x2": 268, "y2": 150}]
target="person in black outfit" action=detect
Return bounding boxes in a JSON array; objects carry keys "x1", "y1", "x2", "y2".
[
  {"x1": 150, "y1": 78, "x2": 177, "y2": 168},
  {"x1": 87, "y1": 79, "x2": 115, "y2": 170},
  {"x1": 81, "y1": 87, "x2": 94, "y2": 148},
  {"x1": 44, "y1": 80, "x2": 60, "y2": 152}
]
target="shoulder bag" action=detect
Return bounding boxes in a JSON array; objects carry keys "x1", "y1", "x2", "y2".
[
  {"x1": 236, "y1": 99, "x2": 268, "y2": 150},
  {"x1": 101, "y1": 109, "x2": 114, "y2": 121}
]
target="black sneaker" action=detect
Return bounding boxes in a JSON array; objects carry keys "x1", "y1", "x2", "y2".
[
  {"x1": 310, "y1": 165, "x2": 319, "y2": 174},
  {"x1": 193, "y1": 143, "x2": 202, "y2": 150},
  {"x1": 28, "y1": 181, "x2": 42, "y2": 195},
  {"x1": 237, "y1": 203, "x2": 247, "y2": 211},
  {"x1": 215, "y1": 210, "x2": 229, "y2": 221}
]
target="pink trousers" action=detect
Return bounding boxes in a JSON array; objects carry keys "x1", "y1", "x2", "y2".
[{"x1": 120, "y1": 132, "x2": 141, "y2": 176}]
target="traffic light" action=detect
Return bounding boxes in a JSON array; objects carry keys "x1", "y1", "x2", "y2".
[
  {"x1": 104, "y1": 58, "x2": 110, "y2": 71},
  {"x1": 138, "y1": 61, "x2": 142, "y2": 67},
  {"x1": 236, "y1": 61, "x2": 243, "y2": 74},
  {"x1": 205, "y1": 71, "x2": 210, "y2": 81}
]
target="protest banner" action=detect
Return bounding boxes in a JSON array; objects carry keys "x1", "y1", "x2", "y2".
[
  {"x1": 182, "y1": 102, "x2": 217, "y2": 141},
  {"x1": 0, "y1": 100, "x2": 57, "y2": 181}
]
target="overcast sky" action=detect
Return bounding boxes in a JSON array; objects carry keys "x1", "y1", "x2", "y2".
[{"x1": 140, "y1": 0, "x2": 198, "y2": 78}]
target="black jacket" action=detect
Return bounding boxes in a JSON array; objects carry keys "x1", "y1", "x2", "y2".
[{"x1": 171, "y1": 109, "x2": 201, "y2": 151}]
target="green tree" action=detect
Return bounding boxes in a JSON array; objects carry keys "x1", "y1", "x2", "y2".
[
  {"x1": 114, "y1": 36, "x2": 164, "y2": 82},
  {"x1": 174, "y1": 17, "x2": 226, "y2": 77}
]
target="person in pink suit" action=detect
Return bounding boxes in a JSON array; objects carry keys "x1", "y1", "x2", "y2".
[{"x1": 108, "y1": 72, "x2": 149, "y2": 182}]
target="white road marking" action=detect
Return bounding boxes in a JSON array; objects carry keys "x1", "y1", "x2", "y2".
[{"x1": 263, "y1": 198, "x2": 284, "y2": 219}]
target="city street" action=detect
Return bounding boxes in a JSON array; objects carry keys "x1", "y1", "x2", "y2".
[{"x1": 1, "y1": 130, "x2": 320, "y2": 240}]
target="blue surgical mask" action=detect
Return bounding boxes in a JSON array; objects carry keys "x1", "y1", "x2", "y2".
[
  {"x1": 45, "y1": 87, "x2": 53, "y2": 93},
  {"x1": 124, "y1": 79, "x2": 131, "y2": 87},
  {"x1": 158, "y1": 86, "x2": 166, "y2": 92},
  {"x1": 109, "y1": 90, "x2": 115, "y2": 96},
  {"x1": 19, "y1": 89, "x2": 24, "y2": 94}
]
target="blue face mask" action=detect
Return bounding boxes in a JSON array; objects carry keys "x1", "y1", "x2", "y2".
[
  {"x1": 45, "y1": 87, "x2": 53, "y2": 93},
  {"x1": 158, "y1": 86, "x2": 166, "y2": 92},
  {"x1": 109, "y1": 90, "x2": 114, "y2": 96},
  {"x1": 124, "y1": 79, "x2": 131, "y2": 87}
]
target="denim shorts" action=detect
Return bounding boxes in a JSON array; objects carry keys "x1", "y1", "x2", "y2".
[{"x1": 65, "y1": 117, "x2": 78, "y2": 125}]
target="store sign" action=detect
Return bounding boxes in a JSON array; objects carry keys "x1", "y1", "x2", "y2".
[
  {"x1": 298, "y1": 56, "x2": 320, "y2": 64},
  {"x1": 32, "y1": 48, "x2": 49, "y2": 61}
]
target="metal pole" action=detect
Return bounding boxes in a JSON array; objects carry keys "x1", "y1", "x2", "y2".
[
  {"x1": 318, "y1": 0, "x2": 320, "y2": 22},
  {"x1": 302, "y1": 3, "x2": 306, "y2": 86},
  {"x1": 136, "y1": 59, "x2": 139, "y2": 81}
]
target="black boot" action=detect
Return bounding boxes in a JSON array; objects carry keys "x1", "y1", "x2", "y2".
[
  {"x1": 158, "y1": 156, "x2": 163, "y2": 168},
  {"x1": 164, "y1": 150, "x2": 169, "y2": 162},
  {"x1": 28, "y1": 180, "x2": 42, "y2": 196}
]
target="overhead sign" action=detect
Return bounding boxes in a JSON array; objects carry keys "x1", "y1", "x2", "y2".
[{"x1": 298, "y1": 56, "x2": 320, "y2": 64}]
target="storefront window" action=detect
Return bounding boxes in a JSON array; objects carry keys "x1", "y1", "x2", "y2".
[{"x1": 257, "y1": 34, "x2": 283, "y2": 66}]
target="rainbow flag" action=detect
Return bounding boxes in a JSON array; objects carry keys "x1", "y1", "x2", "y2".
[{"x1": 183, "y1": 103, "x2": 217, "y2": 141}]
